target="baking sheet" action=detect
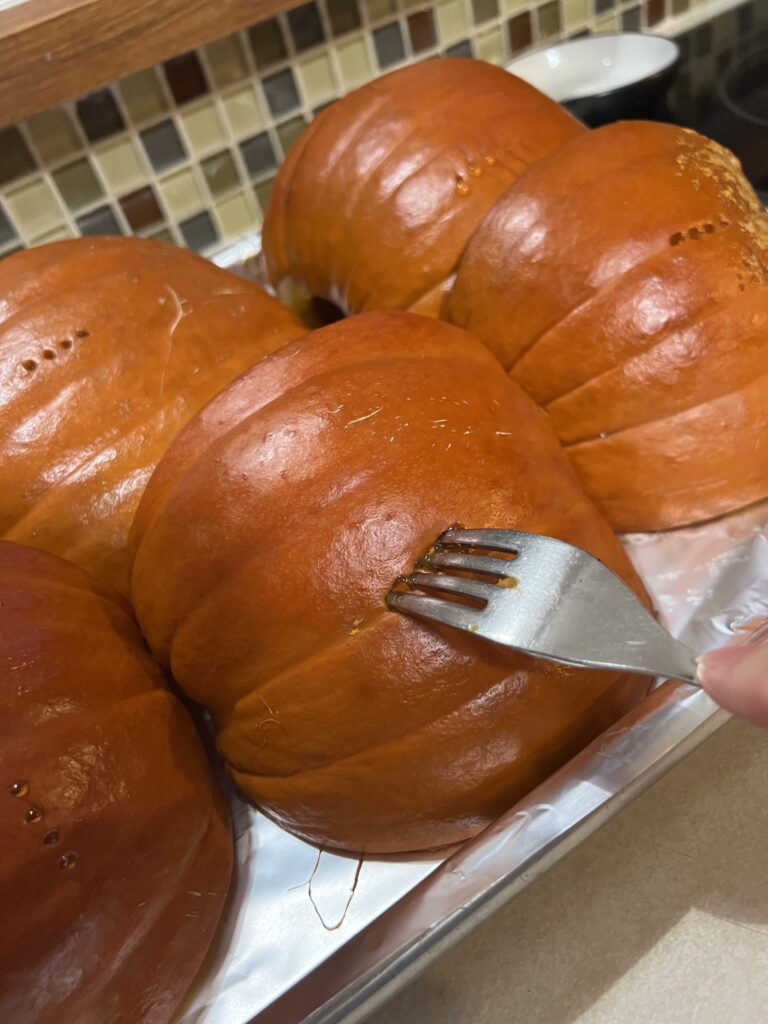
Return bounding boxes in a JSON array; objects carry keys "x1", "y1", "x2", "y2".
[
  {"x1": 189, "y1": 241, "x2": 768, "y2": 1024},
  {"x1": 174, "y1": 499, "x2": 767, "y2": 1024}
]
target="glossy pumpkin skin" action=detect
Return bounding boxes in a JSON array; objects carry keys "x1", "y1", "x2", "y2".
[
  {"x1": 449, "y1": 121, "x2": 768, "y2": 532},
  {"x1": 0, "y1": 237, "x2": 304, "y2": 593},
  {"x1": 130, "y1": 312, "x2": 649, "y2": 854},
  {"x1": 0, "y1": 541, "x2": 232, "y2": 1024},
  {"x1": 262, "y1": 58, "x2": 583, "y2": 318}
]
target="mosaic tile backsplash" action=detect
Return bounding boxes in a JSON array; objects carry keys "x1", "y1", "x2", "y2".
[{"x1": 0, "y1": 0, "x2": 749, "y2": 261}]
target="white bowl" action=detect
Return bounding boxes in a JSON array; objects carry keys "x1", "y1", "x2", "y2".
[{"x1": 506, "y1": 33, "x2": 681, "y2": 125}]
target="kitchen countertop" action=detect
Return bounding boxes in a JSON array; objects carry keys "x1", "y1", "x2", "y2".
[{"x1": 365, "y1": 716, "x2": 768, "y2": 1024}]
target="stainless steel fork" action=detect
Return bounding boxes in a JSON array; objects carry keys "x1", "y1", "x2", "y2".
[{"x1": 386, "y1": 528, "x2": 700, "y2": 684}]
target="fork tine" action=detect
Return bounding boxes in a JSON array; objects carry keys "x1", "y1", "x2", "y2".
[
  {"x1": 425, "y1": 550, "x2": 517, "y2": 579},
  {"x1": 386, "y1": 591, "x2": 484, "y2": 633},
  {"x1": 440, "y1": 527, "x2": 527, "y2": 554},
  {"x1": 405, "y1": 571, "x2": 496, "y2": 603}
]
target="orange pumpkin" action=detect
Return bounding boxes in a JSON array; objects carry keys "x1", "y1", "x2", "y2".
[
  {"x1": 262, "y1": 58, "x2": 583, "y2": 318},
  {"x1": 0, "y1": 540, "x2": 231, "y2": 1024},
  {"x1": 0, "y1": 237, "x2": 304, "y2": 593},
  {"x1": 449, "y1": 121, "x2": 768, "y2": 531},
  {"x1": 130, "y1": 312, "x2": 649, "y2": 854}
]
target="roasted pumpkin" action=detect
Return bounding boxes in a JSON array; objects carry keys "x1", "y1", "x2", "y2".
[
  {"x1": 0, "y1": 237, "x2": 304, "y2": 593},
  {"x1": 0, "y1": 540, "x2": 231, "y2": 1024},
  {"x1": 130, "y1": 312, "x2": 649, "y2": 854}
]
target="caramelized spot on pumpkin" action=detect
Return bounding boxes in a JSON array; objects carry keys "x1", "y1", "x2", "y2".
[
  {"x1": 58, "y1": 339, "x2": 73, "y2": 350},
  {"x1": 75, "y1": 329, "x2": 90, "y2": 339},
  {"x1": 42, "y1": 348, "x2": 57, "y2": 360},
  {"x1": 669, "y1": 232, "x2": 685, "y2": 246},
  {"x1": 21, "y1": 359, "x2": 37, "y2": 372},
  {"x1": 455, "y1": 175, "x2": 470, "y2": 196}
]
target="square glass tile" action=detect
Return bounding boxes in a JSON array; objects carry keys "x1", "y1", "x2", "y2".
[
  {"x1": 254, "y1": 177, "x2": 274, "y2": 212},
  {"x1": 222, "y1": 84, "x2": 266, "y2": 136},
  {"x1": 164, "y1": 51, "x2": 209, "y2": 105},
  {"x1": 327, "y1": 0, "x2": 362, "y2": 36},
  {"x1": 537, "y1": 1, "x2": 562, "y2": 38},
  {"x1": 119, "y1": 69, "x2": 169, "y2": 124},
  {"x1": 594, "y1": 0, "x2": 614, "y2": 14},
  {"x1": 6, "y1": 179, "x2": 64, "y2": 239},
  {"x1": 0, "y1": 127, "x2": 36, "y2": 187},
  {"x1": 149, "y1": 227, "x2": 175, "y2": 244},
  {"x1": 563, "y1": 0, "x2": 589, "y2": 27},
  {"x1": 248, "y1": 18, "x2": 288, "y2": 68},
  {"x1": 179, "y1": 210, "x2": 218, "y2": 251},
  {"x1": 181, "y1": 101, "x2": 226, "y2": 154},
  {"x1": 475, "y1": 25, "x2": 504, "y2": 61},
  {"x1": 202, "y1": 149, "x2": 241, "y2": 196},
  {"x1": 240, "y1": 131, "x2": 278, "y2": 178},
  {"x1": 205, "y1": 34, "x2": 250, "y2": 87},
  {"x1": 364, "y1": 0, "x2": 397, "y2": 21},
  {"x1": 29, "y1": 226, "x2": 73, "y2": 246},
  {"x1": 472, "y1": 0, "x2": 500, "y2": 24},
  {"x1": 140, "y1": 120, "x2": 187, "y2": 171},
  {"x1": 94, "y1": 136, "x2": 146, "y2": 192},
  {"x1": 621, "y1": 4, "x2": 642, "y2": 29},
  {"x1": 76, "y1": 204, "x2": 122, "y2": 236},
  {"x1": 0, "y1": 206, "x2": 15, "y2": 246},
  {"x1": 287, "y1": 3, "x2": 326, "y2": 51},
  {"x1": 120, "y1": 185, "x2": 163, "y2": 230},
  {"x1": 25, "y1": 108, "x2": 81, "y2": 163},
  {"x1": 508, "y1": 10, "x2": 532, "y2": 50},
  {"x1": 299, "y1": 52, "x2": 338, "y2": 104},
  {"x1": 408, "y1": 10, "x2": 438, "y2": 52},
  {"x1": 53, "y1": 158, "x2": 103, "y2": 210},
  {"x1": 336, "y1": 35, "x2": 373, "y2": 86},
  {"x1": 436, "y1": 0, "x2": 470, "y2": 42},
  {"x1": 76, "y1": 89, "x2": 125, "y2": 143},
  {"x1": 160, "y1": 167, "x2": 203, "y2": 218},
  {"x1": 216, "y1": 192, "x2": 259, "y2": 236},
  {"x1": 276, "y1": 116, "x2": 307, "y2": 156},
  {"x1": 262, "y1": 68, "x2": 301, "y2": 117},
  {"x1": 373, "y1": 22, "x2": 406, "y2": 68}
]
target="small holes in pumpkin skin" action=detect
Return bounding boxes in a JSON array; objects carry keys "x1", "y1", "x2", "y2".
[
  {"x1": 669, "y1": 232, "x2": 685, "y2": 246},
  {"x1": 58, "y1": 339, "x2": 73, "y2": 350},
  {"x1": 42, "y1": 349, "x2": 57, "y2": 360},
  {"x1": 75, "y1": 329, "x2": 89, "y2": 339},
  {"x1": 21, "y1": 359, "x2": 37, "y2": 373}
]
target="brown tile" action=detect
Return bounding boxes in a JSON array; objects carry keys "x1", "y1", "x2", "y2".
[
  {"x1": 0, "y1": 127, "x2": 36, "y2": 186},
  {"x1": 248, "y1": 17, "x2": 288, "y2": 68},
  {"x1": 327, "y1": 0, "x2": 362, "y2": 35},
  {"x1": 164, "y1": 51, "x2": 209, "y2": 105},
  {"x1": 645, "y1": 0, "x2": 665, "y2": 24},
  {"x1": 287, "y1": 3, "x2": 326, "y2": 51},
  {"x1": 120, "y1": 186, "x2": 163, "y2": 230},
  {"x1": 508, "y1": 11, "x2": 532, "y2": 52},
  {"x1": 75, "y1": 89, "x2": 125, "y2": 143},
  {"x1": 408, "y1": 10, "x2": 437, "y2": 52}
]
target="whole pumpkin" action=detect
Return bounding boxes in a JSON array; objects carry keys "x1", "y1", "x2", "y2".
[
  {"x1": 0, "y1": 540, "x2": 231, "y2": 1024},
  {"x1": 0, "y1": 236, "x2": 304, "y2": 593},
  {"x1": 449, "y1": 121, "x2": 768, "y2": 531},
  {"x1": 130, "y1": 312, "x2": 649, "y2": 854},
  {"x1": 262, "y1": 58, "x2": 583, "y2": 318}
]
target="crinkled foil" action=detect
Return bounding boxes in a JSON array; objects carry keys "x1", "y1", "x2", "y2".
[{"x1": 175, "y1": 244, "x2": 768, "y2": 1024}]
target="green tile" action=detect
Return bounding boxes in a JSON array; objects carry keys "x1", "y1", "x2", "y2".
[
  {"x1": 94, "y1": 135, "x2": 146, "y2": 192},
  {"x1": 5, "y1": 178, "x2": 65, "y2": 240},
  {"x1": 472, "y1": 0, "x2": 500, "y2": 23},
  {"x1": 149, "y1": 227, "x2": 175, "y2": 244},
  {"x1": 159, "y1": 166, "x2": 203, "y2": 218},
  {"x1": 205, "y1": 33, "x2": 250, "y2": 87},
  {"x1": 335, "y1": 35, "x2": 373, "y2": 86},
  {"x1": 25, "y1": 108, "x2": 81, "y2": 163},
  {"x1": 436, "y1": 0, "x2": 470, "y2": 41},
  {"x1": 216, "y1": 191, "x2": 261, "y2": 236},
  {"x1": 363, "y1": 0, "x2": 397, "y2": 20},
  {"x1": 181, "y1": 100, "x2": 226, "y2": 154},
  {"x1": 299, "y1": 52, "x2": 338, "y2": 104},
  {"x1": 254, "y1": 177, "x2": 274, "y2": 213},
  {"x1": 119, "y1": 69, "x2": 169, "y2": 124},
  {"x1": 0, "y1": 127, "x2": 36, "y2": 187},
  {"x1": 30, "y1": 225, "x2": 74, "y2": 246},
  {"x1": 476, "y1": 25, "x2": 505, "y2": 61},
  {"x1": 536, "y1": 0, "x2": 561, "y2": 39},
  {"x1": 202, "y1": 149, "x2": 241, "y2": 196},
  {"x1": 248, "y1": 17, "x2": 288, "y2": 68},
  {"x1": 276, "y1": 116, "x2": 308, "y2": 156},
  {"x1": 52, "y1": 157, "x2": 103, "y2": 211},
  {"x1": 222, "y1": 84, "x2": 266, "y2": 137}
]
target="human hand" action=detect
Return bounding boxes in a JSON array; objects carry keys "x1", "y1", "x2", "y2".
[{"x1": 697, "y1": 643, "x2": 768, "y2": 728}]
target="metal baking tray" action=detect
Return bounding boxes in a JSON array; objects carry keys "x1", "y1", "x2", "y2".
[{"x1": 173, "y1": 241, "x2": 768, "y2": 1024}]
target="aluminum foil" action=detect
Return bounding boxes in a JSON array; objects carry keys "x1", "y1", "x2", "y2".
[{"x1": 177, "y1": 241, "x2": 768, "y2": 1024}]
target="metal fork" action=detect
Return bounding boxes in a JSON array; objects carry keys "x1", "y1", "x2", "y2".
[{"x1": 386, "y1": 528, "x2": 699, "y2": 684}]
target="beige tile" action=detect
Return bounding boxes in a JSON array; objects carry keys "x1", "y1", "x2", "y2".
[
  {"x1": 476, "y1": 25, "x2": 505, "y2": 63},
  {"x1": 94, "y1": 135, "x2": 146, "y2": 192},
  {"x1": 363, "y1": 0, "x2": 397, "y2": 21},
  {"x1": 221, "y1": 84, "x2": 266, "y2": 137},
  {"x1": 595, "y1": 11, "x2": 620, "y2": 30},
  {"x1": 181, "y1": 100, "x2": 226, "y2": 154},
  {"x1": 336, "y1": 35, "x2": 373, "y2": 87},
  {"x1": 119, "y1": 69, "x2": 168, "y2": 124},
  {"x1": 5, "y1": 178, "x2": 66, "y2": 240},
  {"x1": 30, "y1": 225, "x2": 75, "y2": 246},
  {"x1": 159, "y1": 167, "x2": 203, "y2": 218},
  {"x1": 299, "y1": 52, "x2": 338, "y2": 105},
  {"x1": 502, "y1": 0, "x2": 528, "y2": 12},
  {"x1": 436, "y1": 0, "x2": 470, "y2": 41},
  {"x1": 25, "y1": 108, "x2": 81, "y2": 163},
  {"x1": 563, "y1": 0, "x2": 588, "y2": 28},
  {"x1": 215, "y1": 191, "x2": 261, "y2": 238},
  {"x1": 205, "y1": 33, "x2": 249, "y2": 88}
]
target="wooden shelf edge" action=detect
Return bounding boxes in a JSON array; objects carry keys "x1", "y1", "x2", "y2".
[{"x1": 0, "y1": 0, "x2": 299, "y2": 128}]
